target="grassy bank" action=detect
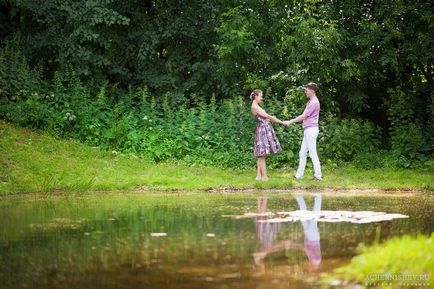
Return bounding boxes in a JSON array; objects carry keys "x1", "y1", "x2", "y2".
[
  {"x1": 322, "y1": 233, "x2": 434, "y2": 288},
  {"x1": 0, "y1": 120, "x2": 432, "y2": 195}
]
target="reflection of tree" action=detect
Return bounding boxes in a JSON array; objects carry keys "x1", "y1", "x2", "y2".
[{"x1": 252, "y1": 195, "x2": 322, "y2": 273}]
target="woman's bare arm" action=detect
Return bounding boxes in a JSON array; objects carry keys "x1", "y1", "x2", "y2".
[{"x1": 253, "y1": 105, "x2": 288, "y2": 126}]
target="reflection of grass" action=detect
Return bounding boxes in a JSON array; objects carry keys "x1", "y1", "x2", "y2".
[
  {"x1": 1, "y1": 120, "x2": 433, "y2": 195},
  {"x1": 30, "y1": 218, "x2": 86, "y2": 231},
  {"x1": 322, "y1": 233, "x2": 434, "y2": 288}
]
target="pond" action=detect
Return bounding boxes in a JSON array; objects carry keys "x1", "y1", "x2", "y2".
[{"x1": 0, "y1": 192, "x2": 432, "y2": 289}]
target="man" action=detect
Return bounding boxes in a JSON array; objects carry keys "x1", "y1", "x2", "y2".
[{"x1": 288, "y1": 82, "x2": 322, "y2": 180}]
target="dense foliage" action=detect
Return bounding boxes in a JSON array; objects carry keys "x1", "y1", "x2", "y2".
[
  {"x1": 1, "y1": 0, "x2": 433, "y2": 168},
  {"x1": 323, "y1": 233, "x2": 434, "y2": 288}
]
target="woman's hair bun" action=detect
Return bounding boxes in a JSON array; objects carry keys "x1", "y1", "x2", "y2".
[{"x1": 250, "y1": 89, "x2": 262, "y2": 100}]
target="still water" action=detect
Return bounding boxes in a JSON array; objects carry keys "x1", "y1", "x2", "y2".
[{"x1": 0, "y1": 192, "x2": 432, "y2": 289}]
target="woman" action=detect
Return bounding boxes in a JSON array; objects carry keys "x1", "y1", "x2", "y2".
[{"x1": 250, "y1": 89, "x2": 288, "y2": 181}]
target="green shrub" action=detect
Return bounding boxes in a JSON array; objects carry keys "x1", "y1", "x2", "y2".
[
  {"x1": 386, "y1": 87, "x2": 429, "y2": 167},
  {"x1": 0, "y1": 46, "x2": 430, "y2": 170},
  {"x1": 323, "y1": 234, "x2": 434, "y2": 288},
  {"x1": 353, "y1": 151, "x2": 422, "y2": 170},
  {"x1": 320, "y1": 117, "x2": 382, "y2": 163}
]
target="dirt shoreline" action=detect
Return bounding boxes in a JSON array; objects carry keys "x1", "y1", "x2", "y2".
[{"x1": 0, "y1": 186, "x2": 429, "y2": 200}]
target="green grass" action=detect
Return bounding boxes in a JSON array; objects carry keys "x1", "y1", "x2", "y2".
[
  {"x1": 322, "y1": 233, "x2": 434, "y2": 288},
  {"x1": 0, "y1": 120, "x2": 432, "y2": 195}
]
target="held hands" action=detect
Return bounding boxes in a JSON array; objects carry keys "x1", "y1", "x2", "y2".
[{"x1": 282, "y1": 119, "x2": 295, "y2": 127}]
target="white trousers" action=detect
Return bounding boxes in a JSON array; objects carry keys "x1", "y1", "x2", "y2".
[
  {"x1": 295, "y1": 127, "x2": 322, "y2": 179},
  {"x1": 296, "y1": 195, "x2": 321, "y2": 241}
]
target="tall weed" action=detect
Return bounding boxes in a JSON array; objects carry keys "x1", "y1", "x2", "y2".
[{"x1": 1, "y1": 47, "x2": 431, "y2": 169}]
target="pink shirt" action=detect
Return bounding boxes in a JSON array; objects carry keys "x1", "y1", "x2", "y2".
[{"x1": 302, "y1": 97, "x2": 320, "y2": 129}]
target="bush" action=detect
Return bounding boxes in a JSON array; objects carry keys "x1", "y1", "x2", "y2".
[
  {"x1": 386, "y1": 87, "x2": 430, "y2": 167},
  {"x1": 323, "y1": 234, "x2": 434, "y2": 288},
  {"x1": 319, "y1": 117, "x2": 382, "y2": 163},
  {"x1": 0, "y1": 46, "x2": 430, "y2": 170},
  {"x1": 352, "y1": 151, "x2": 422, "y2": 170}
]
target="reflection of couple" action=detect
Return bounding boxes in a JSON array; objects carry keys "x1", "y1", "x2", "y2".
[
  {"x1": 251, "y1": 83, "x2": 322, "y2": 181},
  {"x1": 296, "y1": 195, "x2": 322, "y2": 268},
  {"x1": 253, "y1": 195, "x2": 322, "y2": 272}
]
